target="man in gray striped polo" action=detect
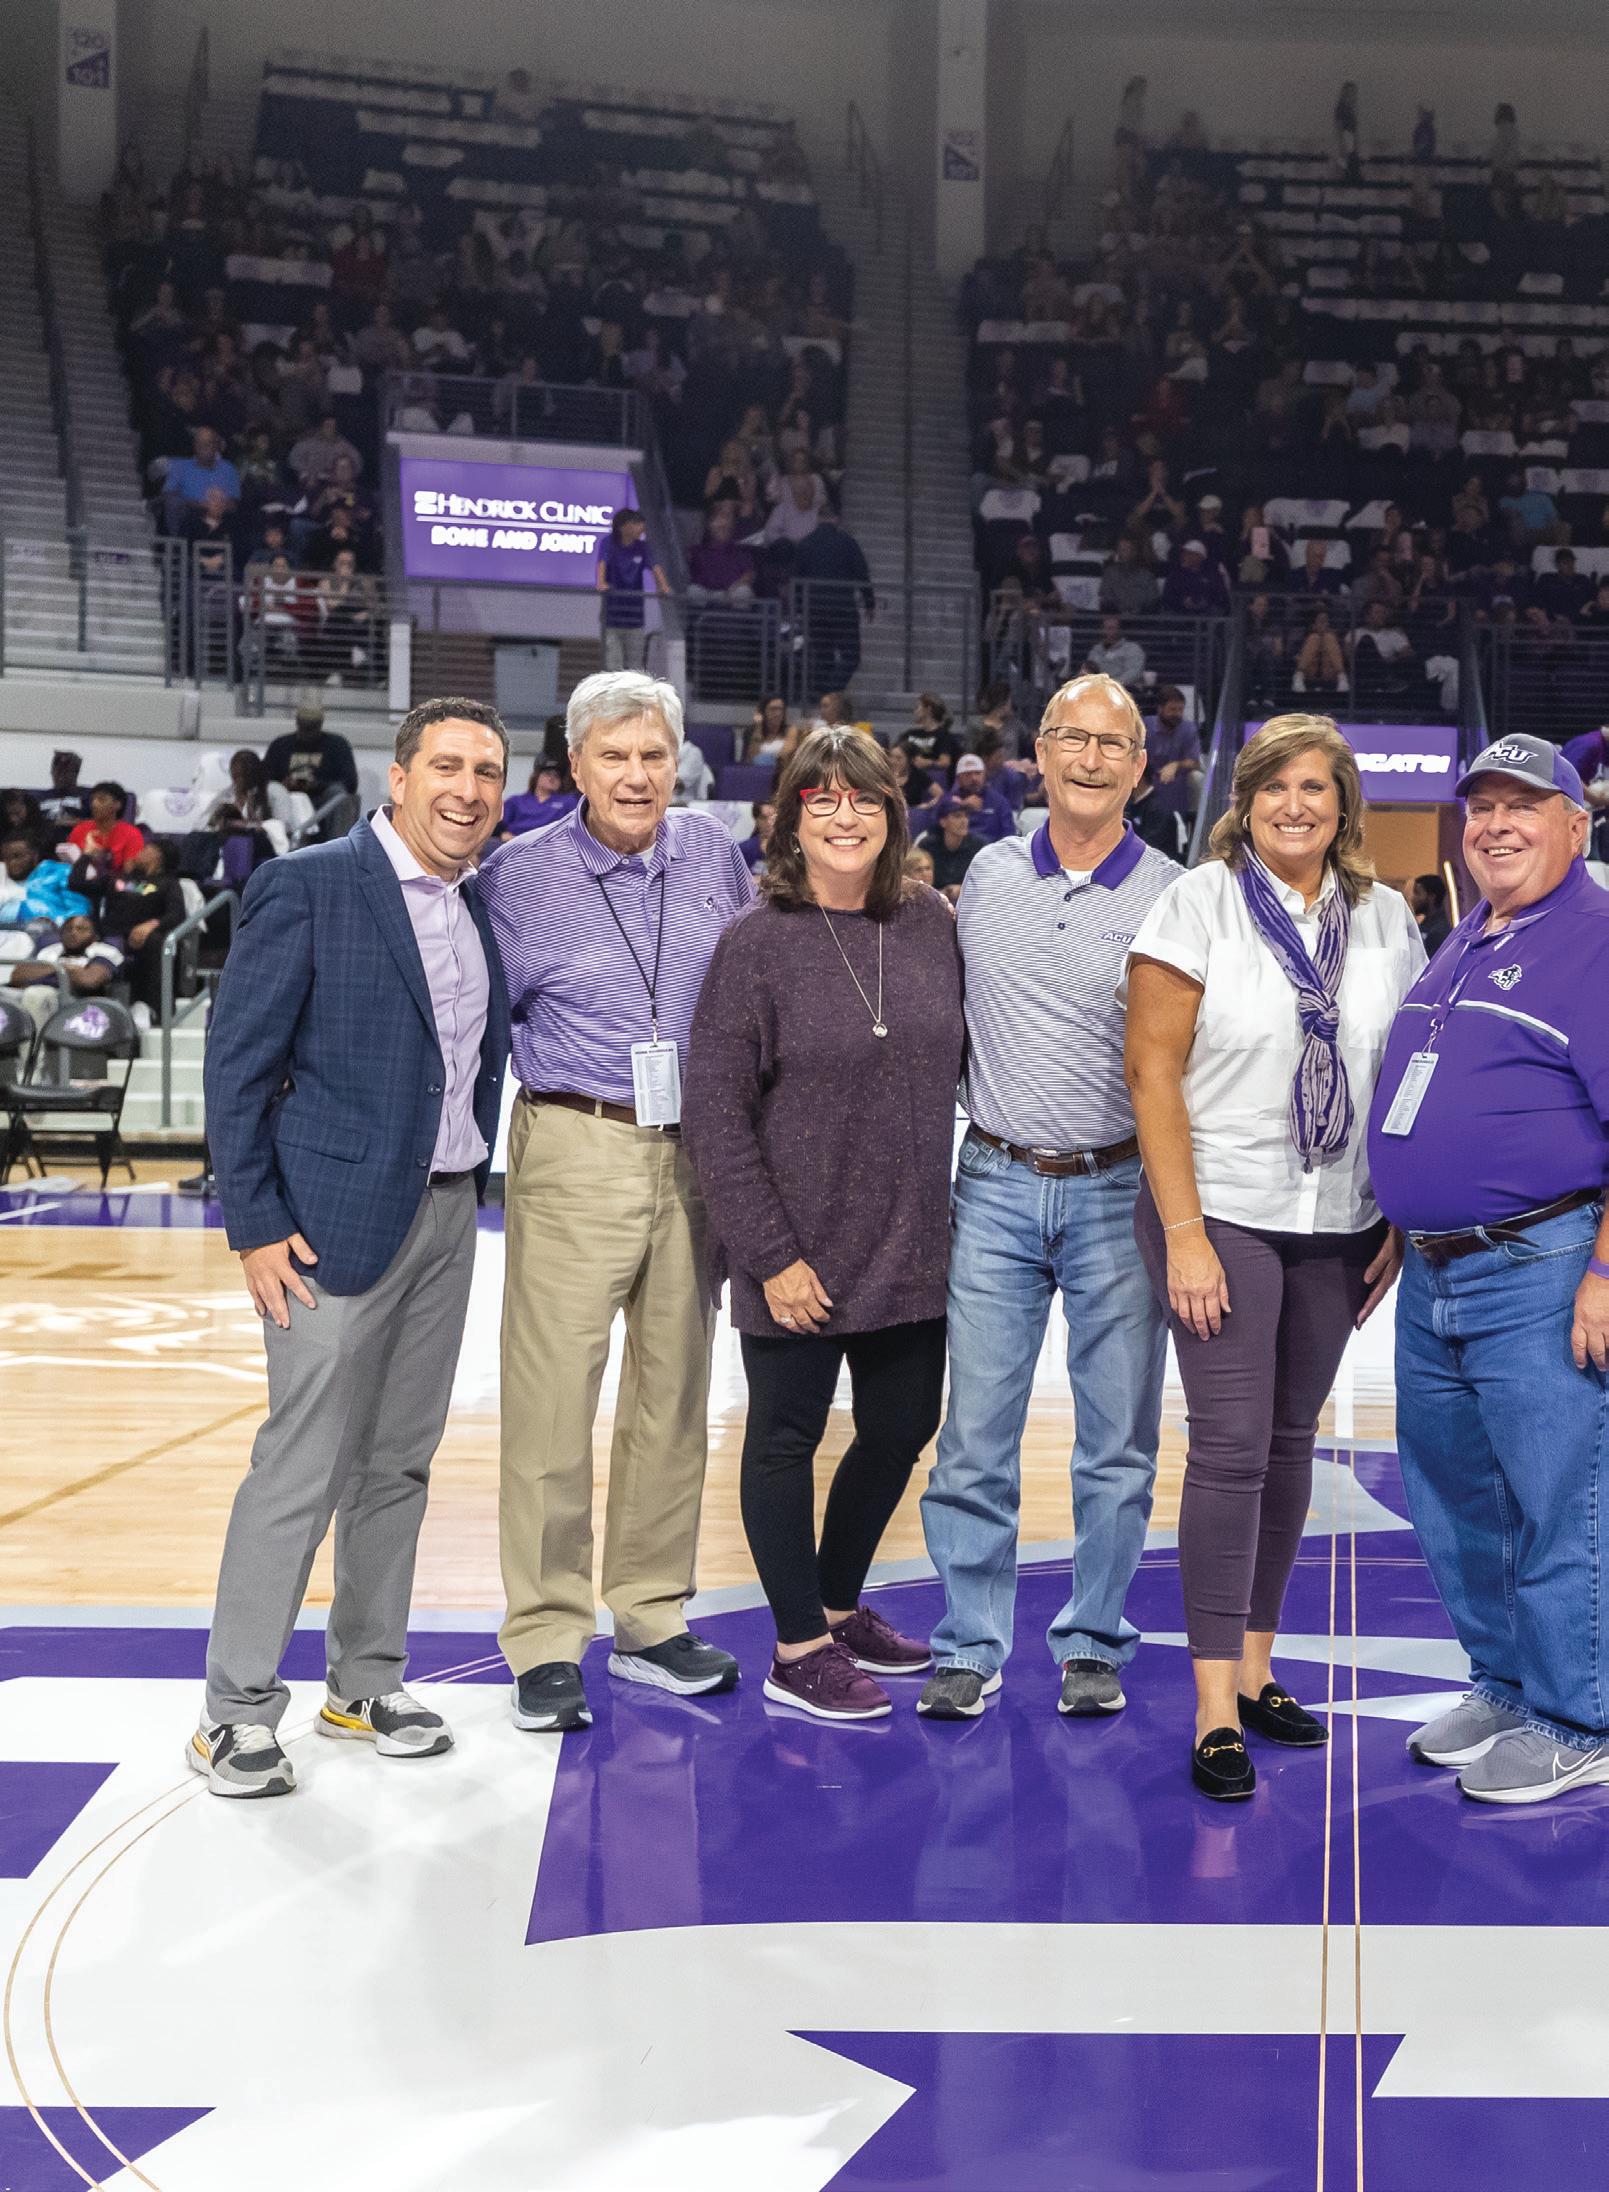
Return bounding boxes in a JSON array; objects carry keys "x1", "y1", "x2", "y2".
[{"x1": 919, "y1": 673, "x2": 1176, "y2": 1719}]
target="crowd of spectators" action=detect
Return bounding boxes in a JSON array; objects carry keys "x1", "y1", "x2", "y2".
[
  {"x1": 963, "y1": 92, "x2": 1609, "y2": 735},
  {"x1": 99, "y1": 63, "x2": 856, "y2": 693}
]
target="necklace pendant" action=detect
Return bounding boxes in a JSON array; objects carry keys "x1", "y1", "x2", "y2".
[{"x1": 872, "y1": 1022, "x2": 889, "y2": 1038}]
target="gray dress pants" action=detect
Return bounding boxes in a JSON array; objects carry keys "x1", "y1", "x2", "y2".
[{"x1": 205, "y1": 1177, "x2": 477, "y2": 1727}]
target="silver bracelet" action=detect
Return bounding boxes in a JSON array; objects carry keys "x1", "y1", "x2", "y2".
[{"x1": 1163, "y1": 1216, "x2": 1205, "y2": 1233}]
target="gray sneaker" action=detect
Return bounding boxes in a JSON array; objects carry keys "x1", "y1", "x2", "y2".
[
  {"x1": 187, "y1": 1718, "x2": 296, "y2": 1799},
  {"x1": 1458, "y1": 1728, "x2": 1609, "y2": 1806},
  {"x1": 1407, "y1": 1692, "x2": 1526, "y2": 1768},
  {"x1": 1058, "y1": 1658, "x2": 1126, "y2": 1716},
  {"x1": 916, "y1": 1666, "x2": 1003, "y2": 1719},
  {"x1": 318, "y1": 1688, "x2": 453, "y2": 1758}
]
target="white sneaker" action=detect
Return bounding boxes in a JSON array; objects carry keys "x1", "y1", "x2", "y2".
[
  {"x1": 186, "y1": 1718, "x2": 296, "y2": 1798},
  {"x1": 317, "y1": 1688, "x2": 453, "y2": 1757}
]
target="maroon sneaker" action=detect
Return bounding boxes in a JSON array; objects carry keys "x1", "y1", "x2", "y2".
[
  {"x1": 829, "y1": 1604, "x2": 933, "y2": 1676},
  {"x1": 763, "y1": 1641, "x2": 892, "y2": 1721}
]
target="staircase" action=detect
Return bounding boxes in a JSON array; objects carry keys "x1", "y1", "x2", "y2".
[
  {"x1": 0, "y1": 103, "x2": 73, "y2": 641},
  {"x1": 806, "y1": 143, "x2": 978, "y2": 722}
]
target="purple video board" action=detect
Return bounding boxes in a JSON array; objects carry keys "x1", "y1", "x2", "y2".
[
  {"x1": 398, "y1": 455, "x2": 636, "y2": 587},
  {"x1": 1246, "y1": 721, "x2": 1460, "y2": 804}
]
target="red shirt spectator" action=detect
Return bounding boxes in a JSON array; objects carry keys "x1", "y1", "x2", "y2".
[{"x1": 66, "y1": 781, "x2": 144, "y2": 873}]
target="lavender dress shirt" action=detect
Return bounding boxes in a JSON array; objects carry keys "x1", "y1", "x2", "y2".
[{"x1": 372, "y1": 806, "x2": 491, "y2": 1172}]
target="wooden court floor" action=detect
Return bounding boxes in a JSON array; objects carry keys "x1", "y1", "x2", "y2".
[{"x1": 0, "y1": 1169, "x2": 1398, "y2": 1611}]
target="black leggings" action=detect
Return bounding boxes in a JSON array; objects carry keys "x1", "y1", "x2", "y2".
[{"x1": 739, "y1": 1317, "x2": 947, "y2": 1643}]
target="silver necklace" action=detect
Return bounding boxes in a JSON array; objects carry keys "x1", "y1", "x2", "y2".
[{"x1": 819, "y1": 905, "x2": 887, "y2": 1036}]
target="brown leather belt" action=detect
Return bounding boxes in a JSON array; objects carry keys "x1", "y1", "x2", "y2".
[
  {"x1": 1408, "y1": 1186, "x2": 1602, "y2": 1267},
  {"x1": 524, "y1": 1088, "x2": 679, "y2": 1134},
  {"x1": 971, "y1": 1127, "x2": 1140, "y2": 1180}
]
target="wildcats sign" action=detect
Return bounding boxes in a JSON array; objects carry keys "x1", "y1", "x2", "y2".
[
  {"x1": 398, "y1": 455, "x2": 635, "y2": 587},
  {"x1": 1246, "y1": 722, "x2": 1461, "y2": 805}
]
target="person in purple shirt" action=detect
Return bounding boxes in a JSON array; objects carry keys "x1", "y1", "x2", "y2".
[
  {"x1": 596, "y1": 508, "x2": 669, "y2": 671},
  {"x1": 683, "y1": 727, "x2": 965, "y2": 1720},
  {"x1": 500, "y1": 758, "x2": 579, "y2": 836},
  {"x1": 686, "y1": 504, "x2": 757, "y2": 606},
  {"x1": 949, "y1": 751, "x2": 1016, "y2": 842},
  {"x1": 476, "y1": 669, "x2": 755, "y2": 1737},
  {"x1": 1367, "y1": 732, "x2": 1609, "y2": 1806},
  {"x1": 1145, "y1": 687, "x2": 1204, "y2": 818}
]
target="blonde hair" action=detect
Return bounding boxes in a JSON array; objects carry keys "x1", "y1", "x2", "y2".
[
  {"x1": 1037, "y1": 673, "x2": 1146, "y2": 747},
  {"x1": 1208, "y1": 713, "x2": 1374, "y2": 905}
]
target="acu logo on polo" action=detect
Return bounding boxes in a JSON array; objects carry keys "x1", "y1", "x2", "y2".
[{"x1": 1491, "y1": 964, "x2": 1523, "y2": 991}]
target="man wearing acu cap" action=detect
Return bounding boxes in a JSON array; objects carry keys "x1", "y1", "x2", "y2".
[{"x1": 1367, "y1": 731, "x2": 1609, "y2": 1805}]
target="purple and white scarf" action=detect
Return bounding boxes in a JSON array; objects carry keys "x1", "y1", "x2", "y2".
[{"x1": 1235, "y1": 853, "x2": 1353, "y2": 1169}]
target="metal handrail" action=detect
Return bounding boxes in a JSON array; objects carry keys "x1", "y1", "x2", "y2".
[
  {"x1": 846, "y1": 101, "x2": 885, "y2": 254},
  {"x1": 382, "y1": 371, "x2": 644, "y2": 448},
  {"x1": 1042, "y1": 117, "x2": 1077, "y2": 239},
  {"x1": 181, "y1": 26, "x2": 211, "y2": 165},
  {"x1": 159, "y1": 891, "x2": 236, "y2": 1128},
  {"x1": 290, "y1": 790, "x2": 350, "y2": 849},
  {"x1": 24, "y1": 120, "x2": 83, "y2": 541},
  {"x1": 1457, "y1": 601, "x2": 1489, "y2": 764},
  {"x1": 901, "y1": 210, "x2": 914, "y2": 686},
  {"x1": 1188, "y1": 604, "x2": 1246, "y2": 866}
]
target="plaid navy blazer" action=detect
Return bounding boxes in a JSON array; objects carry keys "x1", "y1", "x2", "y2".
[{"x1": 205, "y1": 813, "x2": 511, "y2": 1296}]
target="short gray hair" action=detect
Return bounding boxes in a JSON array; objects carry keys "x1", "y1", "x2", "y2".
[
  {"x1": 566, "y1": 669, "x2": 684, "y2": 755},
  {"x1": 1038, "y1": 673, "x2": 1146, "y2": 747}
]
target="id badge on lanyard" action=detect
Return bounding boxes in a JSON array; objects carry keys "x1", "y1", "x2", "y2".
[
  {"x1": 1379, "y1": 1050, "x2": 1438, "y2": 1136},
  {"x1": 631, "y1": 1038, "x2": 682, "y2": 1126}
]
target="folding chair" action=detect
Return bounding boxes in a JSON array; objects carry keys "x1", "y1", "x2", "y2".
[
  {"x1": 0, "y1": 997, "x2": 140, "y2": 1188},
  {"x1": 0, "y1": 996, "x2": 39, "y2": 1181}
]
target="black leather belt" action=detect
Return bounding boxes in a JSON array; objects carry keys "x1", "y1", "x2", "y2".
[
  {"x1": 1408, "y1": 1186, "x2": 1603, "y2": 1266},
  {"x1": 971, "y1": 1128, "x2": 1140, "y2": 1180},
  {"x1": 429, "y1": 1168, "x2": 475, "y2": 1186}
]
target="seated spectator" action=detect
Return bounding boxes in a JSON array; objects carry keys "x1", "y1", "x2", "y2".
[
  {"x1": 1406, "y1": 361, "x2": 1460, "y2": 456},
  {"x1": 1145, "y1": 686, "x2": 1204, "y2": 815},
  {"x1": 1, "y1": 789, "x2": 47, "y2": 850},
  {"x1": 918, "y1": 798, "x2": 985, "y2": 901},
  {"x1": 1350, "y1": 598, "x2": 1420, "y2": 694},
  {"x1": 1161, "y1": 538, "x2": 1229, "y2": 615},
  {"x1": 4, "y1": 913, "x2": 125, "y2": 1034},
  {"x1": 71, "y1": 839, "x2": 186, "y2": 1017},
  {"x1": 974, "y1": 677, "x2": 1031, "y2": 759},
  {"x1": 1293, "y1": 606, "x2": 1347, "y2": 693},
  {"x1": 1099, "y1": 534, "x2": 1160, "y2": 617},
  {"x1": 263, "y1": 701, "x2": 358, "y2": 834},
  {"x1": 975, "y1": 731, "x2": 1034, "y2": 813},
  {"x1": 736, "y1": 799, "x2": 777, "y2": 873},
  {"x1": 1287, "y1": 537, "x2": 1348, "y2": 601},
  {"x1": 745, "y1": 695, "x2": 792, "y2": 763},
  {"x1": 178, "y1": 484, "x2": 241, "y2": 564},
  {"x1": 162, "y1": 424, "x2": 240, "y2": 532},
  {"x1": 948, "y1": 751, "x2": 1015, "y2": 843},
  {"x1": 900, "y1": 692, "x2": 963, "y2": 787},
  {"x1": 411, "y1": 303, "x2": 471, "y2": 368},
  {"x1": 1578, "y1": 579, "x2": 1609, "y2": 628},
  {"x1": 351, "y1": 300, "x2": 412, "y2": 375},
  {"x1": 1346, "y1": 364, "x2": 1389, "y2": 424},
  {"x1": 0, "y1": 835, "x2": 90, "y2": 928},
  {"x1": 1194, "y1": 494, "x2": 1230, "y2": 565},
  {"x1": 1352, "y1": 545, "x2": 1406, "y2": 614},
  {"x1": 501, "y1": 759, "x2": 579, "y2": 838},
  {"x1": 65, "y1": 784, "x2": 143, "y2": 875},
  {"x1": 675, "y1": 735, "x2": 713, "y2": 804},
  {"x1": 37, "y1": 750, "x2": 87, "y2": 828},
  {"x1": 330, "y1": 209, "x2": 389, "y2": 308},
  {"x1": 288, "y1": 414, "x2": 362, "y2": 492},
  {"x1": 1084, "y1": 612, "x2": 1146, "y2": 690},
  {"x1": 1411, "y1": 872, "x2": 1453, "y2": 955},
  {"x1": 493, "y1": 66, "x2": 541, "y2": 123},
  {"x1": 1243, "y1": 591, "x2": 1286, "y2": 707},
  {"x1": 687, "y1": 505, "x2": 757, "y2": 605},
  {"x1": 1126, "y1": 773, "x2": 1187, "y2": 861},
  {"x1": 1538, "y1": 548, "x2": 1594, "y2": 621},
  {"x1": 1471, "y1": 550, "x2": 1531, "y2": 621},
  {"x1": 1444, "y1": 503, "x2": 1493, "y2": 584},
  {"x1": 317, "y1": 551, "x2": 381, "y2": 683},
  {"x1": 762, "y1": 448, "x2": 830, "y2": 544},
  {"x1": 903, "y1": 846, "x2": 937, "y2": 891},
  {"x1": 304, "y1": 505, "x2": 366, "y2": 574}
]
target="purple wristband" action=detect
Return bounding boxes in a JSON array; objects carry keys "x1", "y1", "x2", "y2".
[{"x1": 1590, "y1": 1256, "x2": 1609, "y2": 1281}]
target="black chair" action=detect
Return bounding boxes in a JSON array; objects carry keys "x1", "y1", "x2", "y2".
[
  {"x1": 0, "y1": 996, "x2": 39, "y2": 1180},
  {"x1": 0, "y1": 996, "x2": 140, "y2": 1187}
]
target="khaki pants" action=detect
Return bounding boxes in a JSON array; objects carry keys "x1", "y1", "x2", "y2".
[{"x1": 499, "y1": 1097, "x2": 715, "y2": 1672}]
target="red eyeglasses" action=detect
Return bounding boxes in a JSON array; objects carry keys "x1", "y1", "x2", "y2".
[{"x1": 800, "y1": 786, "x2": 886, "y2": 817}]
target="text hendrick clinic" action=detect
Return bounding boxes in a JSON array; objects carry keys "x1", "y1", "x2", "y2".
[{"x1": 398, "y1": 455, "x2": 635, "y2": 587}]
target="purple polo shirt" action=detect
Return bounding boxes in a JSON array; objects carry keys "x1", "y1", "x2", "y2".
[
  {"x1": 502, "y1": 789, "x2": 579, "y2": 835},
  {"x1": 372, "y1": 806, "x2": 491, "y2": 1173},
  {"x1": 476, "y1": 800, "x2": 755, "y2": 1105},
  {"x1": 1366, "y1": 861, "x2": 1609, "y2": 1232},
  {"x1": 1146, "y1": 713, "x2": 1204, "y2": 815},
  {"x1": 1562, "y1": 728, "x2": 1609, "y2": 786}
]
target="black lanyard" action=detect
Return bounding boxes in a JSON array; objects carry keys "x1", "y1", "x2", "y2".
[{"x1": 595, "y1": 864, "x2": 668, "y2": 1040}]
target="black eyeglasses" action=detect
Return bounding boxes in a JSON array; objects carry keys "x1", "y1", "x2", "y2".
[
  {"x1": 1039, "y1": 727, "x2": 1138, "y2": 758},
  {"x1": 800, "y1": 787, "x2": 887, "y2": 817}
]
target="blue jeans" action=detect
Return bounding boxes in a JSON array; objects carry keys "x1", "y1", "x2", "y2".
[
  {"x1": 920, "y1": 1133, "x2": 1165, "y2": 1677},
  {"x1": 1396, "y1": 1203, "x2": 1609, "y2": 1751}
]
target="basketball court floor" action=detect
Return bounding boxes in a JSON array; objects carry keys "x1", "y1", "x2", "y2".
[{"x1": 2, "y1": 1172, "x2": 1606, "y2": 2191}]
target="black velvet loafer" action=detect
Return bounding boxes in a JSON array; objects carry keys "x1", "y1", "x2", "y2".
[
  {"x1": 1238, "y1": 1682, "x2": 1328, "y2": 1749},
  {"x1": 1192, "y1": 1725, "x2": 1256, "y2": 1800}
]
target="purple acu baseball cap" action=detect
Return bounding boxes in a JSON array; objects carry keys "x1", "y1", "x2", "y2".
[{"x1": 1455, "y1": 731, "x2": 1585, "y2": 807}]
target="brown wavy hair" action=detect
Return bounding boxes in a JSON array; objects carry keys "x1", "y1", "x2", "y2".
[
  {"x1": 1207, "y1": 712, "x2": 1375, "y2": 906},
  {"x1": 762, "y1": 726, "x2": 912, "y2": 920}
]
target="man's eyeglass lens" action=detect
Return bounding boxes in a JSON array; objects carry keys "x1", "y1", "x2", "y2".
[
  {"x1": 1042, "y1": 729, "x2": 1134, "y2": 758},
  {"x1": 801, "y1": 788, "x2": 886, "y2": 817}
]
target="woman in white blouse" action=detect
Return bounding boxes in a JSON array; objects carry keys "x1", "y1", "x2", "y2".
[{"x1": 1124, "y1": 714, "x2": 1424, "y2": 1799}]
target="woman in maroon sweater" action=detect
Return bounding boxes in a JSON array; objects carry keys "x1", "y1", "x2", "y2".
[{"x1": 684, "y1": 727, "x2": 966, "y2": 1720}]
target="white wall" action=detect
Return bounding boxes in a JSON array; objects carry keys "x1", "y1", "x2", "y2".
[
  {"x1": 1003, "y1": 0, "x2": 1609, "y2": 249},
  {"x1": 120, "y1": 0, "x2": 897, "y2": 160}
]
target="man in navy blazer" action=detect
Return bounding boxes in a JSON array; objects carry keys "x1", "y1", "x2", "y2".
[{"x1": 192, "y1": 697, "x2": 511, "y2": 1797}]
